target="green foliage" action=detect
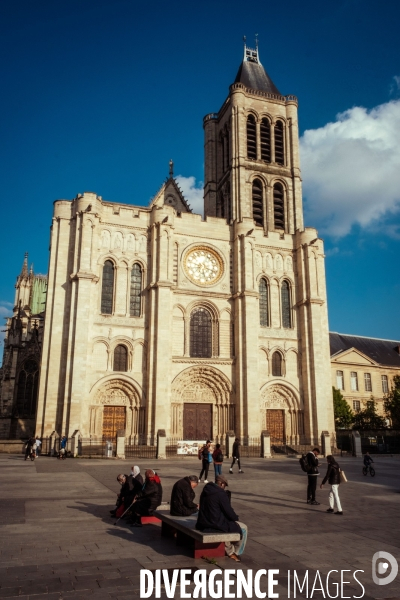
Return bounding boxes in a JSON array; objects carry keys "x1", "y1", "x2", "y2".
[
  {"x1": 333, "y1": 387, "x2": 354, "y2": 429},
  {"x1": 384, "y1": 375, "x2": 400, "y2": 428},
  {"x1": 352, "y1": 397, "x2": 387, "y2": 430}
]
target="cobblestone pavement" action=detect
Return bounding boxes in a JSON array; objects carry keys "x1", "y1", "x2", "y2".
[{"x1": 0, "y1": 454, "x2": 399, "y2": 599}]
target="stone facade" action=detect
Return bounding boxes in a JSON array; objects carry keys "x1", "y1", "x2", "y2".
[
  {"x1": 330, "y1": 333, "x2": 400, "y2": 418},
  {"x1": 0, "y1": 254, "x2": 46, "y2": 438},
  {"x1": 2, "y1": 45, "x2": 336, "y2": 446}
]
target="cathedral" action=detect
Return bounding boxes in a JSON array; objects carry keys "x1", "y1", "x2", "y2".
[{"x1": 0, "y1": 43, "x2": 335, "y2": 448}]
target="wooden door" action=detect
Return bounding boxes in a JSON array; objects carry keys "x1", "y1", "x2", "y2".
[
  {"x1": 102, "y1": 406, "x2": 126, "y2": 439},
  {"x1": 183, "y1": 403, "x2": 212, "y2": 440},
  {"x1": 266, "y1": 409, "x2": 285, "y2": 443}
]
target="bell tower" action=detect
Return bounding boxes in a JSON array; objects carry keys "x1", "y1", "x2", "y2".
[{"x1": 203, "y1": 40, "x2": 303, "y2": 234}]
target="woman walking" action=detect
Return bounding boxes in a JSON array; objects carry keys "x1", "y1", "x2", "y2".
[{"x1": 320, "y1": 455, "x2": 343, "y2": 515}]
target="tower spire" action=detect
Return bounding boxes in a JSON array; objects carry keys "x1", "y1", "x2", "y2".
[{"x1": 21, "y1": 252, "x2": 28, "y2": 278}]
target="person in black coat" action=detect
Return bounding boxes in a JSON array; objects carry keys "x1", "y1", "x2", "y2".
[
  {"x1": 320, "y1": 455, "x2": 343, "y2": 515},
  {"x1": 170, "y1": 476, "x2": 199, "y2": 516},
  {"x1": 306, "y1": 448, "x2": 320, "y2": 505},
  {"x1": 196, "y1": 475, "x2": 247, "y2": 562},
  {"x1": 129, "y1": 469, "x2": 163, "y2": 527},
  {"x1": 229, "y1": 438, "x2": 243, "y2": 474},
  {"x1": 110, "y1": 473, "x2": 139, "y2": 517}
]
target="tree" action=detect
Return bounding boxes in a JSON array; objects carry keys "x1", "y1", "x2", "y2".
[
  {"x1": 352, "y1": 397, "x2": 387, "y2": 430},
  {"x1": 384, "y1": 375, "x2": 400, "y2": 428},
  {"x1": 332, "y1": 387, "x2": 354, "y2": 429}
]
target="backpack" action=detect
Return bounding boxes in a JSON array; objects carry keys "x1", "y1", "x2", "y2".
[
  {"x1": 216, "y1": 451, "x2": 223, "y2": 463},
  {"x1": 299, "y1": 454, "x2": 310, "y2": 473}
]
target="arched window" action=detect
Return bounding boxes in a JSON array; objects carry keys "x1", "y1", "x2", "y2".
[
  {"x1": 130, "y1": 263, "x2": 142, "y2": 317},
  {"x1": 114, "y1": 345, "x2": 128, "y2": 372},
  {"x1": 281, "y1": 281, "x2": 292, "y2": 328},
  {"x1": 272, "y1": 352, "x2": 282, "y2": 376},
  {"x1": 247, "y1": 115, "x2": 257, "y2": 159},
  {"x1": 260, "y1": 118, "x2": 271, "y2": 162},
  {"x1": 190, "y1": 307, "x2": 212, "y2": 358},
  {"x1": 15, "y1": 360, "x2": 39, "y2": 417},
  {"x1": 274, "y1": 120, "x2": 284, "y2": 165},
  {"x1": 252, "y1": 179, "x2": 263, "y2": 227},
  {"x1": 259, "y1": 279, "x2": 269, "y2": 327},
  {"x1": 273, "y1": 183, "x2": 285, "y2": 230},
  {"x1": 101, "y1": 260, "x2": 114, "y2": 314}
]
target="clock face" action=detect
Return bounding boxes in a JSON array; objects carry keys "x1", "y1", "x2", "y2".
[{"x1": 184, "y1": 246, "x2": 223, "y2": 286}]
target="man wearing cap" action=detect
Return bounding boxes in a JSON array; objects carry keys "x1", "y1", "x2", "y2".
[
  {"x1": 196, "y1": 475, "x2": 247, "y2": 562},
  {"x1": 170, "y1": 475, "x2": 199, "y2": 517}
]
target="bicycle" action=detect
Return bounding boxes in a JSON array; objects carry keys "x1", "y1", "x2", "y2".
[{"x1": 362, "y1": 464, "x2": 375, "y2": 477}]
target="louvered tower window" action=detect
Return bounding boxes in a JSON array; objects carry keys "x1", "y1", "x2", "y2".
[
  {"x1": 272, "y1": 352, "x2": 282, "y2": 376},
  {"x1": 247, "y1": 115, "x2": 257, "y2": 159},
  {"x1": 281, "y1": 281, "x2": 292, "y2": 328},
  {"x1": 273, "y1": 183, "x2": 285, "y2": 230},
  {"x1": 190, "y1": 308, "x2": 212, "y2": 358},
  {"x1": 130, "y1": 263, "x2": 142, "y2": 317},
  {"x1": 15, "y1": 360, "x2": 39, "y2": 417},
  {"x1": 114, "y1": 345, "x2": 128, "y2": 372},
  {"x1": 260, "y1": 118, "x2": 271, "y2": 162},
  {"x1": 274, "y1": 121, "x2": 284, "y2": 165},
  {"x1": 252, "y1": 179, "x2": 263, "y2": 227},
  {"x1": 259, "y1": 279, "x2": 269, "y2": 327},
  {"x1": 101, "y1": 260, "x2": 114, "y2": 314}
]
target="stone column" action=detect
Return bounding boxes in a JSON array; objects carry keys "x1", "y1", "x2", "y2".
[
  {"x1": 226, "y1": 431, "x2": 235, "y2": 459},
  {"x1": 321, "y1": 431, "x2": 330, "y2": 457},
  {"x1": 352, "y1": 431, "x2": 362, "y2": 457},
  {"x1": 116, "y1": 429, "x2": 125, "y2": 459},
  {"x1": 70, "y1": 430, "x2": 82, "y2": 457},
  {"x1": 49, "y1": 430, "x2": 60, "y2": 456},
  {"x1": 261, "y1": 430, "x2": 271, "y2": 458},
  {"x1": 157, "y1": 429, "x2": 166, "y2": 459}
]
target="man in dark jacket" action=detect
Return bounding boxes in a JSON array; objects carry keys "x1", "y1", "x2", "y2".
[
  {"x1": 229, "y1": 438, "x2": 243, "y2": 474},
  {"x1": 306, "y1": 448, "x2": 320, "y2": 505},
  {"x1": 170, "y1": 476, "x2": 199, "y2": 516},
  {"x1": 199, "y1": 440, "x2": 211, "y2": 483},
  {"x1": 129, "y1": 469, "x2": 162, "y2": 527},
  {"x1": 110, "y1": 473, "x2": 141, "y2": 517},
  {"x1": 196, "y1": 475, "x2": 247, "y2": 562}
]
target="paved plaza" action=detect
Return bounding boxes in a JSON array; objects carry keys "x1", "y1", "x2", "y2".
[{"x1": 0, "y1": 453, "x2": 399, "y2": 599}]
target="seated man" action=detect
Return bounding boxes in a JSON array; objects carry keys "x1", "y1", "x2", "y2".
[
  {"x1": 170, "y1": 475, "x2": 199, "y2": 516},
  {"x1": 129, "y1": 469, "x2": 162, "y2": 527},
  {"x1": 196, "y1": 475, "x2": 247, "y2": 563},
  {"x1": 110, "y1": 473, "x2": 142, "y2": 517}
]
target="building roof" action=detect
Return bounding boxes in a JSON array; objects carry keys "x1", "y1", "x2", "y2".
[
  {"x1": 329, "y1": 332, "x2": 400, "y2": 368},
  {"x1": 233, "y1": 42, "x2": 281, "y2": 95}
]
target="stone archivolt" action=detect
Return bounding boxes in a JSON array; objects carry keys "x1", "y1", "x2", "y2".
[
  {"x1": 171, "y1": 365, "x2": 232, "y2": 406},
  {"x1": 261, "y1": 384, "x2": 299, "y2": 410},
  {"x1": 93, "y1": 379, "x2": 141, "y2": 409}
]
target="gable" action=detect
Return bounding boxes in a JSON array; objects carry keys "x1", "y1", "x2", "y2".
[
  {"x1": 150, "y1": 178, "x2": 192, "y2": 213},
  {"x1": 332, "y1": 348, "x2": 377, "y2": 366}
]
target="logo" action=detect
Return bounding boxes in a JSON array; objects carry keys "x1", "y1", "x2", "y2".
[{"x1": 372, "y1": 551, "x2": 398, "y2": 586}]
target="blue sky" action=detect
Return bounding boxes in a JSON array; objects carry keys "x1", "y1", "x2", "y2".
[{"x1": 1, "y1": 0, "x2": 400, "y2": 349}]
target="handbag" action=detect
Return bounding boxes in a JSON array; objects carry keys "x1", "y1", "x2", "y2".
[{"x1": 339, "y1": 469, "x2": 348, "y2": 483}]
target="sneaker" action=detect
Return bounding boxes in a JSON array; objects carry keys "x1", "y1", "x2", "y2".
[
  {"x1": 239, "y1": 470, "x2": 244, "y2": 473},
  {"x1": 310, "y1": 501, "x2": 320, "y2": 505},
  {"x1": 326, "y1": 508, "x2": 334, "y2": 513},
  {"x1": 335, "y1": 511, "x2": 343, "y2": 515},
  {"x1": 204, "y1": 480, "x2": 208, "y2": 484},
  {"x1": 198, "y1": 479, "x2": 202, "y2": 483},
  {"x1": 228, "y1": 553, "x2": 241, "y2": 562},
  {"x1": 229, "y1": 469, "x2": 233, "y2": 474},
  {"x1": 307, "y1": 499, "x2": 311, "y2": 504}
]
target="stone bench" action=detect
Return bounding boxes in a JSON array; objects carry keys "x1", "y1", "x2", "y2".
[{"x1": 154, "y1": 510, "x2": 240, "y2": 558}]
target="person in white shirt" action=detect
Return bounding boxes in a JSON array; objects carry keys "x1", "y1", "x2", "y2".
[{"x1": 35, "y1": 437, "x2": 42, "y2": 457}]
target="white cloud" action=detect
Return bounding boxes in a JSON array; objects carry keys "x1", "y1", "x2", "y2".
[
  {"x1": 300, "y1": 99, "x2": 400, "y2": 237},
  {"x1": 175, "y1": 175, "x2": 204, "y2": 216}
]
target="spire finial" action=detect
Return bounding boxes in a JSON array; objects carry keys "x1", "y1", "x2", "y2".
[
  {"x1": 255, "y1": 33, "x2": 258, "y2": 48},
  {"x1": 21, "y1": 252, "x2": 28, "y2": 277},
  {"x1": 169, "y1": 159, "x2": 174, "y2": 177}
]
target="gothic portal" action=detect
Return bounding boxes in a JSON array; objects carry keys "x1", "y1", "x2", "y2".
[{"x1": 30, "y1": 43, "x2": 334, "y2": 447}]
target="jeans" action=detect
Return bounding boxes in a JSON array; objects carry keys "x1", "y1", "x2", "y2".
[
  {"x1": 199, "y1": 460, "x2": 209, "y2": 481},
  {"x1": 225, "y1": 522, "x2": 247, "y2": 556},
  {"x1": 329, "y1": 484, "x2": 342, "y2": 511},
  {"x1": 307, "y1": 475, "x2": 317, "y2": 501},
  {"x1": 214, "y1": 463, "x2": 222, "y2": 479}
]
